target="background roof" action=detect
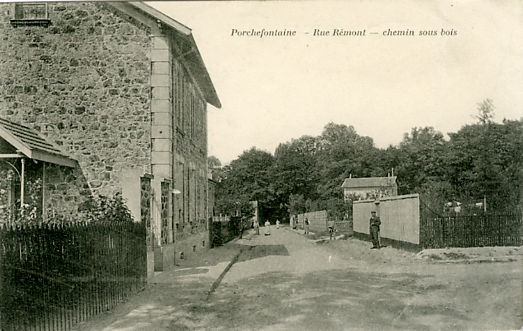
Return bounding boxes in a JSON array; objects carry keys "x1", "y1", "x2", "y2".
[{"x1": 341, "y1": 177, "x2": 397, "y2": 188}]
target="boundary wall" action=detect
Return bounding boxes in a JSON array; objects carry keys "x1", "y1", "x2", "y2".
[
  {"x1": 296, "y1": 210, "x2": 327, "y2": 233},
  {"x1": 353, "y1": 194, "x2": 420, "y2": 251}
]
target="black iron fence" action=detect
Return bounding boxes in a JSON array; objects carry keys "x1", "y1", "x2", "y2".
[
  {"x1": 210, "y1": 216, "x2": 241, "y2": 247},
  {"x1": 420, "y1": 213, "x2": 522, "y2": 249},
  {"x1": 0, "y1": 220, "x2": 147, "y2": 331}
]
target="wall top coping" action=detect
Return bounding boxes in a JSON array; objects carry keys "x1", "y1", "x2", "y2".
[{"x1": 353, "y1": 193, "x2": 420, "y2": 204}]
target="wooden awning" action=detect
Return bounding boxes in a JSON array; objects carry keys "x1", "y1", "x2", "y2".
[{"x1": 0, "y1": 117, "x2": 77, "y2": 168}]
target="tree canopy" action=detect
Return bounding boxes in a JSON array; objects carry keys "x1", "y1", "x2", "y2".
[{"x1": 211, "y1": 100, "x2": 523, "y2": 220}]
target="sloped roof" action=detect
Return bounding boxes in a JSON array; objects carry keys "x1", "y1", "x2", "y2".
[
  {"x1": 0, "y1": 118, "x2": 77, "y2": 168},
  {"x1": 109, "y1": 2, "x2": 221, "y2": 109},
  {"x1": 341, "y1": 177, "x2": 397, "y2": 188}
]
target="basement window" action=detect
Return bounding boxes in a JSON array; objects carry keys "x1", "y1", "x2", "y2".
[{"x1": 10, "y1": 3, "x2": 50, "y2": 27}]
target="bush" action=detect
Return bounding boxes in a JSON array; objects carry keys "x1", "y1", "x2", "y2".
[{"x1": 78, "y1": 193, "x2": 134, "y2": 223}]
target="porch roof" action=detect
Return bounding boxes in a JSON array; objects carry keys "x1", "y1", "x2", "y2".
[{"x1": 0, "y1": 118, "x2": 77, "y2": 168}]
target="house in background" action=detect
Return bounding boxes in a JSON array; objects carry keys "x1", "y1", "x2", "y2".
[
  {"x1": 342, "y1": 176, "x2": 398, "y2": 201},
  {"x1": 0, "y1": 2, "x2": 221, "y2": 278}
]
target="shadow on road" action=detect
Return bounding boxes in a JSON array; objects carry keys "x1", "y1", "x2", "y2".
[{"x1": 238, "y1": 244, "x2": 290, "y2": 262}]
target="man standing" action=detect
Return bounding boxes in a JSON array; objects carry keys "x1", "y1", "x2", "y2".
[
  {"x1": 369, "y1": 211, "x2": 381, "y2": 249},
  {"x1": 327, "y1": 218, "x2": 335, "y2": 240},
  {"x1": 304, "y1": 218, "x2": 310, "y2": 235}
]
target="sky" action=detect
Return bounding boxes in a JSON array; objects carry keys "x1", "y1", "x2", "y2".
[{"x1": 148, "y1": 1, "x2": 523, "y2": 165}]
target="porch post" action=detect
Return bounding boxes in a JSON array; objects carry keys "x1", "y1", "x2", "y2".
[
  {"x1": 42, "y1": 162, "x2": 46, "y2": 222},
  {"x1": 20, "y1": 157, "x2": 25, "y2": 214}
]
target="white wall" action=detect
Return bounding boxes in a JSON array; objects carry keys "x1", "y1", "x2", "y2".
[{"x1": 353, "y1": 194, "x2": 420, "y2": 244}]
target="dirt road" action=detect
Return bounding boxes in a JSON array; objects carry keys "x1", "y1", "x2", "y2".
[{"x1": 73, "y1": 225, "x2": 523, "y2": 331}]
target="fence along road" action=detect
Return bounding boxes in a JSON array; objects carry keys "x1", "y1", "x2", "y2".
[{"x1": 0, "y1": 220, "x2": 147, "y2": 331}]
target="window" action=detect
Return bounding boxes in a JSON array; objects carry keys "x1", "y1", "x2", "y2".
[{"x1": 11, "y1": 3, "x2": 50, "y2": 27}]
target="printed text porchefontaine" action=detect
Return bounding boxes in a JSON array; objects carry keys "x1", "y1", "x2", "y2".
[{"x1": 231, "y1": 29, "x2": 297, "y2": 38}]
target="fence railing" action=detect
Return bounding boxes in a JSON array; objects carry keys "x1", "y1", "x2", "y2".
[
  {"x1": 210, "y1": 217, "x2": 241, "y2": 247},
  {"x1": 0, "y1": 220, "x2": 147, "y2": 331},
  {"x1": 420, "y1": 213, "x2": 522, "y2": 249}
]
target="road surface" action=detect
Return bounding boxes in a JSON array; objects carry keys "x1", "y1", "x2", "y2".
[{"x1": 73, "y1": 225, "x2": 523, "y2": 331}]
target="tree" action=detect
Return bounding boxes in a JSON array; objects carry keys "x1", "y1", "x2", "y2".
[
  {"x1": 213, "y1": 197, "x2": 255, "y2": 220},
  {"x1": 316, "y1": 123, "x2": 379, "y2": 199},
  {"x1": 445, "y1": 118, "x2": 523, "y2": 211},
  {"x1": 214, "y1": 147, "x2": 277, "y2": 221},
  {"x1": 272, "y1": 135, "x2": 319, "y2": 204},
  {"x1": 474, "y1": 98, "x2": 495, "y2": 125},
  {"x1": 207, "y1": 155, "x2": 221, "y2": 169},
  {"x1": 395, "y1": 127, "x2": 447, "y2": 194},
  {"x1": 208, "y1": 155, "x2": 224, "y2": 182},
  {"x1": 287, "y1": 194, "x2": 307, "y2": 215}
]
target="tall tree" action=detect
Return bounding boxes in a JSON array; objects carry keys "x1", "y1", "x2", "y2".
[
  {"x1": 474, "y1": 98, "x2": 495, "y2": 125},
  {"x1": 445, "y1": 118, "x2": 523, "y2": 211},
  {"x1": 272, "y1": 135, "x2": 319, "y2": 203},
  {"x1": 316, "y1": 123, "x2": 378, "y2": 199},
  {"x1": 207, "y1": 155, "x2": 224, "y2": 182},
  {"x1": 395, "y1": 126, "x2": 447, "y2": 194},
  {"x1": 215, "y1": 147, "x2": 277, "y2": 220}
]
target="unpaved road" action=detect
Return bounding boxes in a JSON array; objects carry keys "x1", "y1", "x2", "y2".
[{"x1": 73, "y1": 226, "x2": 523, "y2": 331}]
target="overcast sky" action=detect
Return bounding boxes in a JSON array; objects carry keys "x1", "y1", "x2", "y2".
[{"x1": 148, "y1": 1, "x2": 523, "y2": 165}]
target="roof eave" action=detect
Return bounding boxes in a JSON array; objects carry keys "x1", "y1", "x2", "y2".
[
  {"x1": 125, "y1": 2, "x2": 221, "y2": 109},
  {"x1": 31, "y1": 149, "x2": 78, "y2": 168},
  {"x1": 0, "y1": 120, "x2": 77, "y2": 168}
]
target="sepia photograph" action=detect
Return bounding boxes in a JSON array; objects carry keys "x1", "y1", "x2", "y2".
[{"x1": 0, "y1": 1, "x2": 522, "y2": 330}]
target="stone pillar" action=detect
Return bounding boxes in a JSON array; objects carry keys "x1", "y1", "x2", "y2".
[{"x1": 150, "y1": 33, "x2": 174, "y2": 271}]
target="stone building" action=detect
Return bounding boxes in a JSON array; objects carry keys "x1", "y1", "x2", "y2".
[{"x1": 0, "y1": 2, "x2": 221, "y2": 277}]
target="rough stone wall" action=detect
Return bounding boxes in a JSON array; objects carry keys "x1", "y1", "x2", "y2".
[
  {"x1": 0, "y1": 3, "x2": 152, "y2": 207},
  {"x1": 44, "y1": 163, "x2": 89, "y2": 218}
]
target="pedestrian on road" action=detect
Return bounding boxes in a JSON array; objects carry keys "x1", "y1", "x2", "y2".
[
  {"x1": 254, "y1": 219, "x2": 260, "y2": 235},
  {"x1": 264, "y1": 220, "x2": 271, "y2": 236},
  {"x1": 276, "y1": 219, "x2": 280, "y2": 229},
  {"x1": 304, "y1": 218, "x2": 310, "y2": 235},
  {"x1": 327, "y1": 219, "x2": 335, "y2": 240},
  {"x1": 369, "y1": 211, "x2": 381, "y2": 249}
]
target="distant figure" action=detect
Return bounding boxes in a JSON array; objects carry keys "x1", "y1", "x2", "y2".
[
  {"x1": 254, "y1": 219, "x2": 260, "y2": 235},
  {"x1": 276, "y1": 219, "x2": 280, "y2": 229},
  {"x1": 327, "y1": 219, "x2": 335, "y2": 240},
  {"x1": 304, "y1": 218, "x2": 310, "y2": 235},
  {"x1": 264, "y1": 220, "x2": 271, "y2": 236},
  {"x1": 292, "y1": 215, "x2": 297, "y2": 230},
  {"x1": 369, "y1": 211, "x2": 381, "y2": 249}
]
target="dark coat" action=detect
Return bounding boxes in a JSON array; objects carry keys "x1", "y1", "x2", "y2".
[{"x1": 369, "y1": 216, "x2": 381, "y2": 231}]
